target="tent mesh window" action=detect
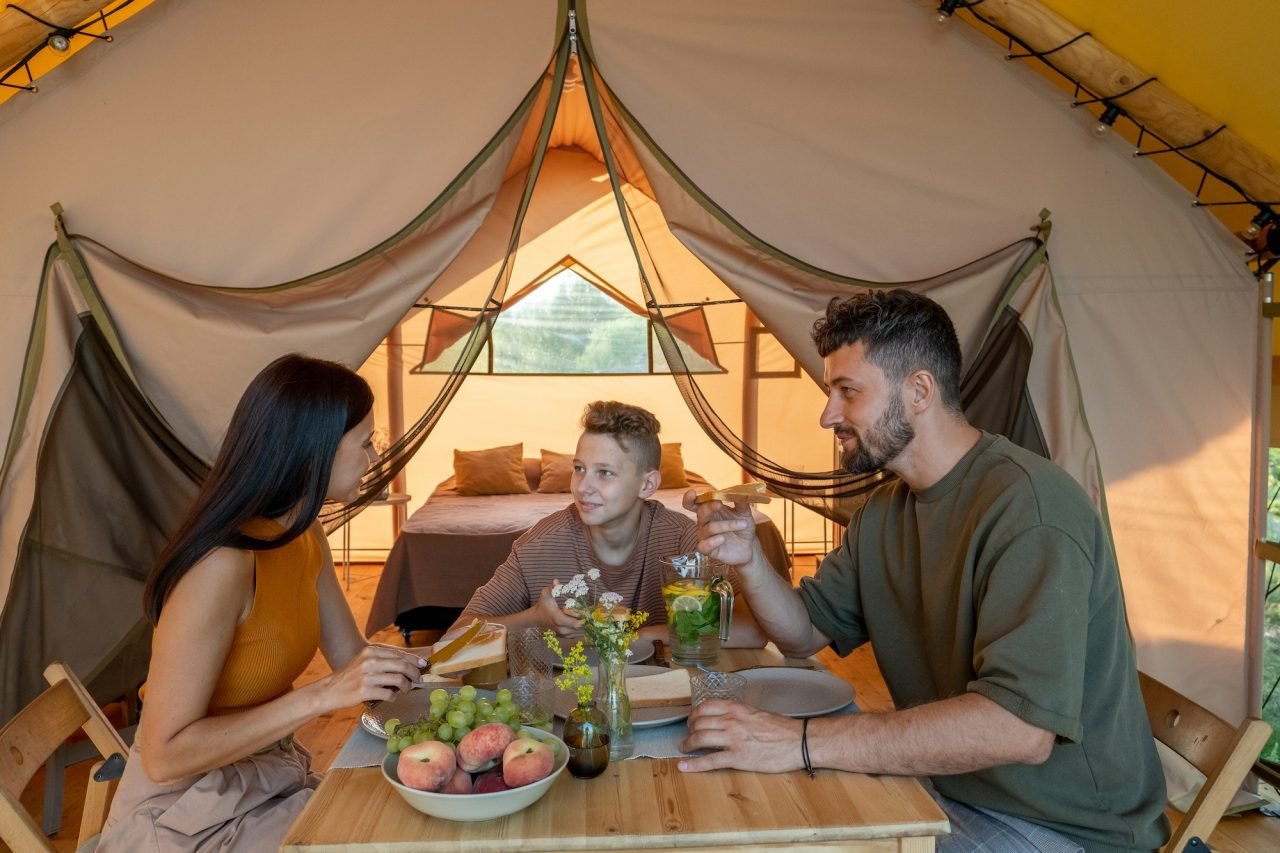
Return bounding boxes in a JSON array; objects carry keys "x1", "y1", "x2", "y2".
[{"x1": 413, "y1": 264, "x2": 725, "y2": 375}]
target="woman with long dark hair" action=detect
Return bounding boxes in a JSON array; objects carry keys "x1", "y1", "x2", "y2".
[{"x1": 99, "y1": 354, "x2": 422, "y2": 852}]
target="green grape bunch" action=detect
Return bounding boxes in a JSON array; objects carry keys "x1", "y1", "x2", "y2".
[{"x1": 384, "y1": 684, "x2": 527, "y2": 754}]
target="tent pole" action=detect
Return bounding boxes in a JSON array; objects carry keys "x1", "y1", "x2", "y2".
[
  {"x1": 1248, "y1": 273, "x2": 1275, "y2": 718},
  {"x1": 387, "y1": 323, "x2": 407, "y2": 538},
  {"x1": 742, "y1": 309, "x2": 760, "y2": 486}
]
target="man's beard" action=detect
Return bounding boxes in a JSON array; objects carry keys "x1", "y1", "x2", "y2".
[{"x1": 838, "y1": 393, "x2": 915, "y2": 474}]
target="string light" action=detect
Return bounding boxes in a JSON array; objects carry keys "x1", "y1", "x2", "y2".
[
  {"x1": 1, "y1": 2, "x2": 123, "y2": 93},
  {"x1": 936, "y1": 0, "x2": 962, "y2": 27},
  {"x1": 1245, "y1": 207, "x2": 1276, "y2": 240},
  {"x1": 1092, "y1": 101, "x2": 1124, "y2": 137}
]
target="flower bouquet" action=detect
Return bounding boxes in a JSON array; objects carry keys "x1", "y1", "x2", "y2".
[
  {"x1": 552, "y1": 569, "x2": 648, "y2": 662},
  {"x1": 544, "y1": 569, "x2": 647, "y2": 762}
]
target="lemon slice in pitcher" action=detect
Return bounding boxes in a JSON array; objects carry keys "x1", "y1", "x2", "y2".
[{"x1": 671, "y1": 594, "x2": 705, "y2": 612}]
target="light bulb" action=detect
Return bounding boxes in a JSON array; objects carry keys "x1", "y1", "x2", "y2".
[
  {"x1": 47, "y1": 32, "x2": 70, "y2": 52},
  {"x1": 935, "y1": 12, "x2": 951, "y2": 27},
  {"x1": 1245, "y1": 223, "x2": 1262, "y2": 240},
  {"x1": 1092, "y1": 122, "x2": 1110, "y2": 138}
]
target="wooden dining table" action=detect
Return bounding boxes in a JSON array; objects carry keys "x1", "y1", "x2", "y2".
[{"x1": 281, "y1": 646, "x2": 949, "y2": 852}]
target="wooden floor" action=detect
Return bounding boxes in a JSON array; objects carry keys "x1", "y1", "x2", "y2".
[{"x1": 11, "y1": 557, "x2": 1280, "y2": 852}]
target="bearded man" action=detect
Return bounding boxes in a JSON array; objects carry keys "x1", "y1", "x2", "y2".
[{"x1": 680, "y1": 290, "x2": 1168, "y2": 853}]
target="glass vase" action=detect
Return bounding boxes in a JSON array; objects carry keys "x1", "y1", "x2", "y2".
[
  {"x1": 563, "y1": 703, "x2": 610, "y2": 779},
  {"x1": 595, "y1": 653, "x2": 634, "y2": 760}
]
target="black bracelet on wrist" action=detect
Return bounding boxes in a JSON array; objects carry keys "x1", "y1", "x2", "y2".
[{"x1": 801, "y1": 717, "x2": 816, "y2": 779}]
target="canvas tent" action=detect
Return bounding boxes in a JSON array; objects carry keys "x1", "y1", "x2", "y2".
[{"x1": 0, "y1": 0, "x2": 1262, "y2": 730}]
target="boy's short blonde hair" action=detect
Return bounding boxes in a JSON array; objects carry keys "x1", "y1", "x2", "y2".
[{"x1": 581, "y1": 401, "x2": 661, "y2": 472}]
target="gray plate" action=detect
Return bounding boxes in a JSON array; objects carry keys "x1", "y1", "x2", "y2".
[
  {"x1": 543, "y1": 635, "x2": 654, "y2": 669},
  {"x1": 553, "y1": 664, "x2": 690, "y2": 729},
  {"x1": 737, "y1": 668, "x2": 855, "y2": 718},
  {"x1": 360, "y1": 686, "x2": 497, "y2": 739}
]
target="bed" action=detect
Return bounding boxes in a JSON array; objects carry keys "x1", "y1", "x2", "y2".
[{"x1": 364, "y1": 452, "x2": 791, "y2": 639}]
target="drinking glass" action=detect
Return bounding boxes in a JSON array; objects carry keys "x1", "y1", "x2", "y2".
[
  {"x1": 690, "y1": 671, "x2": 747, "y2": 706},
  {"x1": 498, "y1": 674, "x2": 555, "y2": 729},
  {"x1": 508, "y1": 626, "x2": 553, "y2": 680}
]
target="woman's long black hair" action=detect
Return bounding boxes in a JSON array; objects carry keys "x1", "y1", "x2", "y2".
[{"x1": 143, "y1": 353, "x2": 373, "y2": 624}]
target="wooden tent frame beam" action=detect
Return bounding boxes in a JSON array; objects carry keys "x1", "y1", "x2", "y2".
[
  {"x1": 0, "y1": 1, "x2": 108, "y2": 73},
  {"x1": 970, "y1": 0, "x2": 1280, "y2": 205}
]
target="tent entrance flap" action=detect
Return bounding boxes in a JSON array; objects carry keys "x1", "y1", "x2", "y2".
[
  {"x1": 0, "y1": 315, "x2": 203, "y2": 722},
  {"x1": 571, "y1": 20, "x2": 1098, "y2": 525}
]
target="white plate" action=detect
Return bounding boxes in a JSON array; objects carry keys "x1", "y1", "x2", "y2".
[
  {"x1": 552, "y1": 664, "x2": 691, "y2": 729},
  {"x1": 737, "y1": 668, "x2": 856, "y2": 718},
  {"x1": 543, "y1": 635, "x2": 655, "y2": 668},
  {"x1": 361, "y1": 687, "x2": 497, "y2": 739}
]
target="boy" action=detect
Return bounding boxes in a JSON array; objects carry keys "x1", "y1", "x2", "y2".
[{"x1": 449, "y1": 401, "x2": 762, "y2": 645}]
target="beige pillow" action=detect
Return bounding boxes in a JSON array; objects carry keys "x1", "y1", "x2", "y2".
[
  {"x1": 537, "y1": 449, "x2": 575, "y2": 493},
  {"x1": 453, "y1": 443, "x2": 531, "y2": 496},
  {"x1": 659, "y1": 443, "x2": 689, "y2": 489}
]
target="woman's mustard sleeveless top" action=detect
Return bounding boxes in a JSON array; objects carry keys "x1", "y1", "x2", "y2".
[{"x1": 205, "y1": 520, "x2": 322, "y2": 714}]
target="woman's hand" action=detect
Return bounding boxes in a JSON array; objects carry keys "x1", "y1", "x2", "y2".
[{"x1": 319, "y1": 644, "x2": 423, "y2": 707}]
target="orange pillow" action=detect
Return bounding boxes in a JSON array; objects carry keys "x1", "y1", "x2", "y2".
[
  {"x1": 659, "y1": 443, "x2": 689, "y2": 489},
  {"x1": 453, "y1": 443, "x2": 531, "y2": 496},
  {"x1": 537, "y1": 449, "x2": 575, "y2": 493}
]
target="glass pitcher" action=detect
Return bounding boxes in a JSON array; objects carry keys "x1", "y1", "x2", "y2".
[{"x1": 659, "y1": 553, "x2": 734, "y2": 666}]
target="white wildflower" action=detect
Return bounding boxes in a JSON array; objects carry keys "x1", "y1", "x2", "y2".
[
  {"x1": 552, "y1": 583, "x2": 563, "y2": 597},
  {"x1": 566, "y1": 598, "x2": 577, "y2": 609},
  {"x1": 599, "y1": 592, "x2": 623, "y2": 609},
  {"x1": 587, "y1": 568, "x2": 601, "y2": 581}
]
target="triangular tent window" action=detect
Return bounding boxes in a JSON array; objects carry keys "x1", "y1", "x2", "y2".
[{"x1": 413, "y1": 259, "x2": 725, "y2": 375}]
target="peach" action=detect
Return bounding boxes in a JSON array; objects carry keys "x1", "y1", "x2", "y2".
[
  {"x1": 456, "y1": 722, "x2": 516, "y2": 773},
  {"x1": 502, "y1": 737, "x2": 554, "y2": 788},
  {"x1": 396, "y1": 740, "x2": 456, "y2": 792},
  {"x1": 441, "y1": 766, "x2": 473, "y2": 795},
  {"x1": 473, "y1": 768, "x2": 511, "y2": 794}
]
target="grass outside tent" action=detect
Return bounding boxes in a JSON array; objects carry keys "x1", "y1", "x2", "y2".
[{"x1": 1260, "y1": 450, "x2": 1280, "y2": 763}]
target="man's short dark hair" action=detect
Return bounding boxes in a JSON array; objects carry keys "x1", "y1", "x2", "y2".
[
  {"x1": 810, "y1": 290, "x2": 963, "y2": 411},
  {"x1": 581, "y1": 401, "x2": 662, "y2": 472}
]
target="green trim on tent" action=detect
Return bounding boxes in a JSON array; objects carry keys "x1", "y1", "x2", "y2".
[
  {"x1": 0, "y1": 243, "x2": 56, "y2": 487},
  {"x1": 1047, "y1": 276, "x2": 1113, "y2": 533},
  {"x1": 974, "y1": 234, "x2": 1050, "y2": 359},
  {"x1": 52, "y1": 205, "x2": 139, "y2": 387}
]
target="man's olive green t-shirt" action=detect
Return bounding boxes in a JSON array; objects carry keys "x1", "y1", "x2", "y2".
[{"x1": 798, "y1": 432, "x2": 1168, "y2": 853}]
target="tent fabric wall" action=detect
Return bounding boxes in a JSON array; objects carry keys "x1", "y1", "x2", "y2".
[
  {"x1": 584, "y1": 0, "x2": 1259, "y2": 721},
  {"x1": 0, "y1": 0, "x2": 1260, "y2": 724}
]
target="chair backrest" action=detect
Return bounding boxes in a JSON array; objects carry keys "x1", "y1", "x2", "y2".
[
  {"x1": 1138, "y1": 671, "x2": 1273, "y2": 852},
  {"x1": 0, "y1": 662, "x2": 128, "y2": 852}
]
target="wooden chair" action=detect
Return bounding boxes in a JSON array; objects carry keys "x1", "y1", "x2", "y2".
[
  {"x1": 0, "y1": 662, "x2": 128, "y2": 852},
  {"x1": 1138, "y1": 671, "x2": 1273, "y2": 852}
]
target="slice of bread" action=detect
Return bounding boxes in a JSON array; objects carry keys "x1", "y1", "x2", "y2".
[
  {"x1": 428, "y1": 623, "x2": 506, "y2": 676},
  {"x1": 626, "y1": 667, "x2": 692, "y2": 708},
  {"x1": 694, "y1": 482, "x2": 771, "y2": 505}
]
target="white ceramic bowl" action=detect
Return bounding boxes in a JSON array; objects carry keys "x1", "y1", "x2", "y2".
[{"x1": 380, "y1": 728, "x2": 568, "y2": 822}]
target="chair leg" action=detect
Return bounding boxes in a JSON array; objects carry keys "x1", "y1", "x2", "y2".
[
  {"x1": 41, "y1": 750, "x2": 64, "y2": 836},
  {"x1": 79, "y1": 761, "x2": 121, "y2": 848}
]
